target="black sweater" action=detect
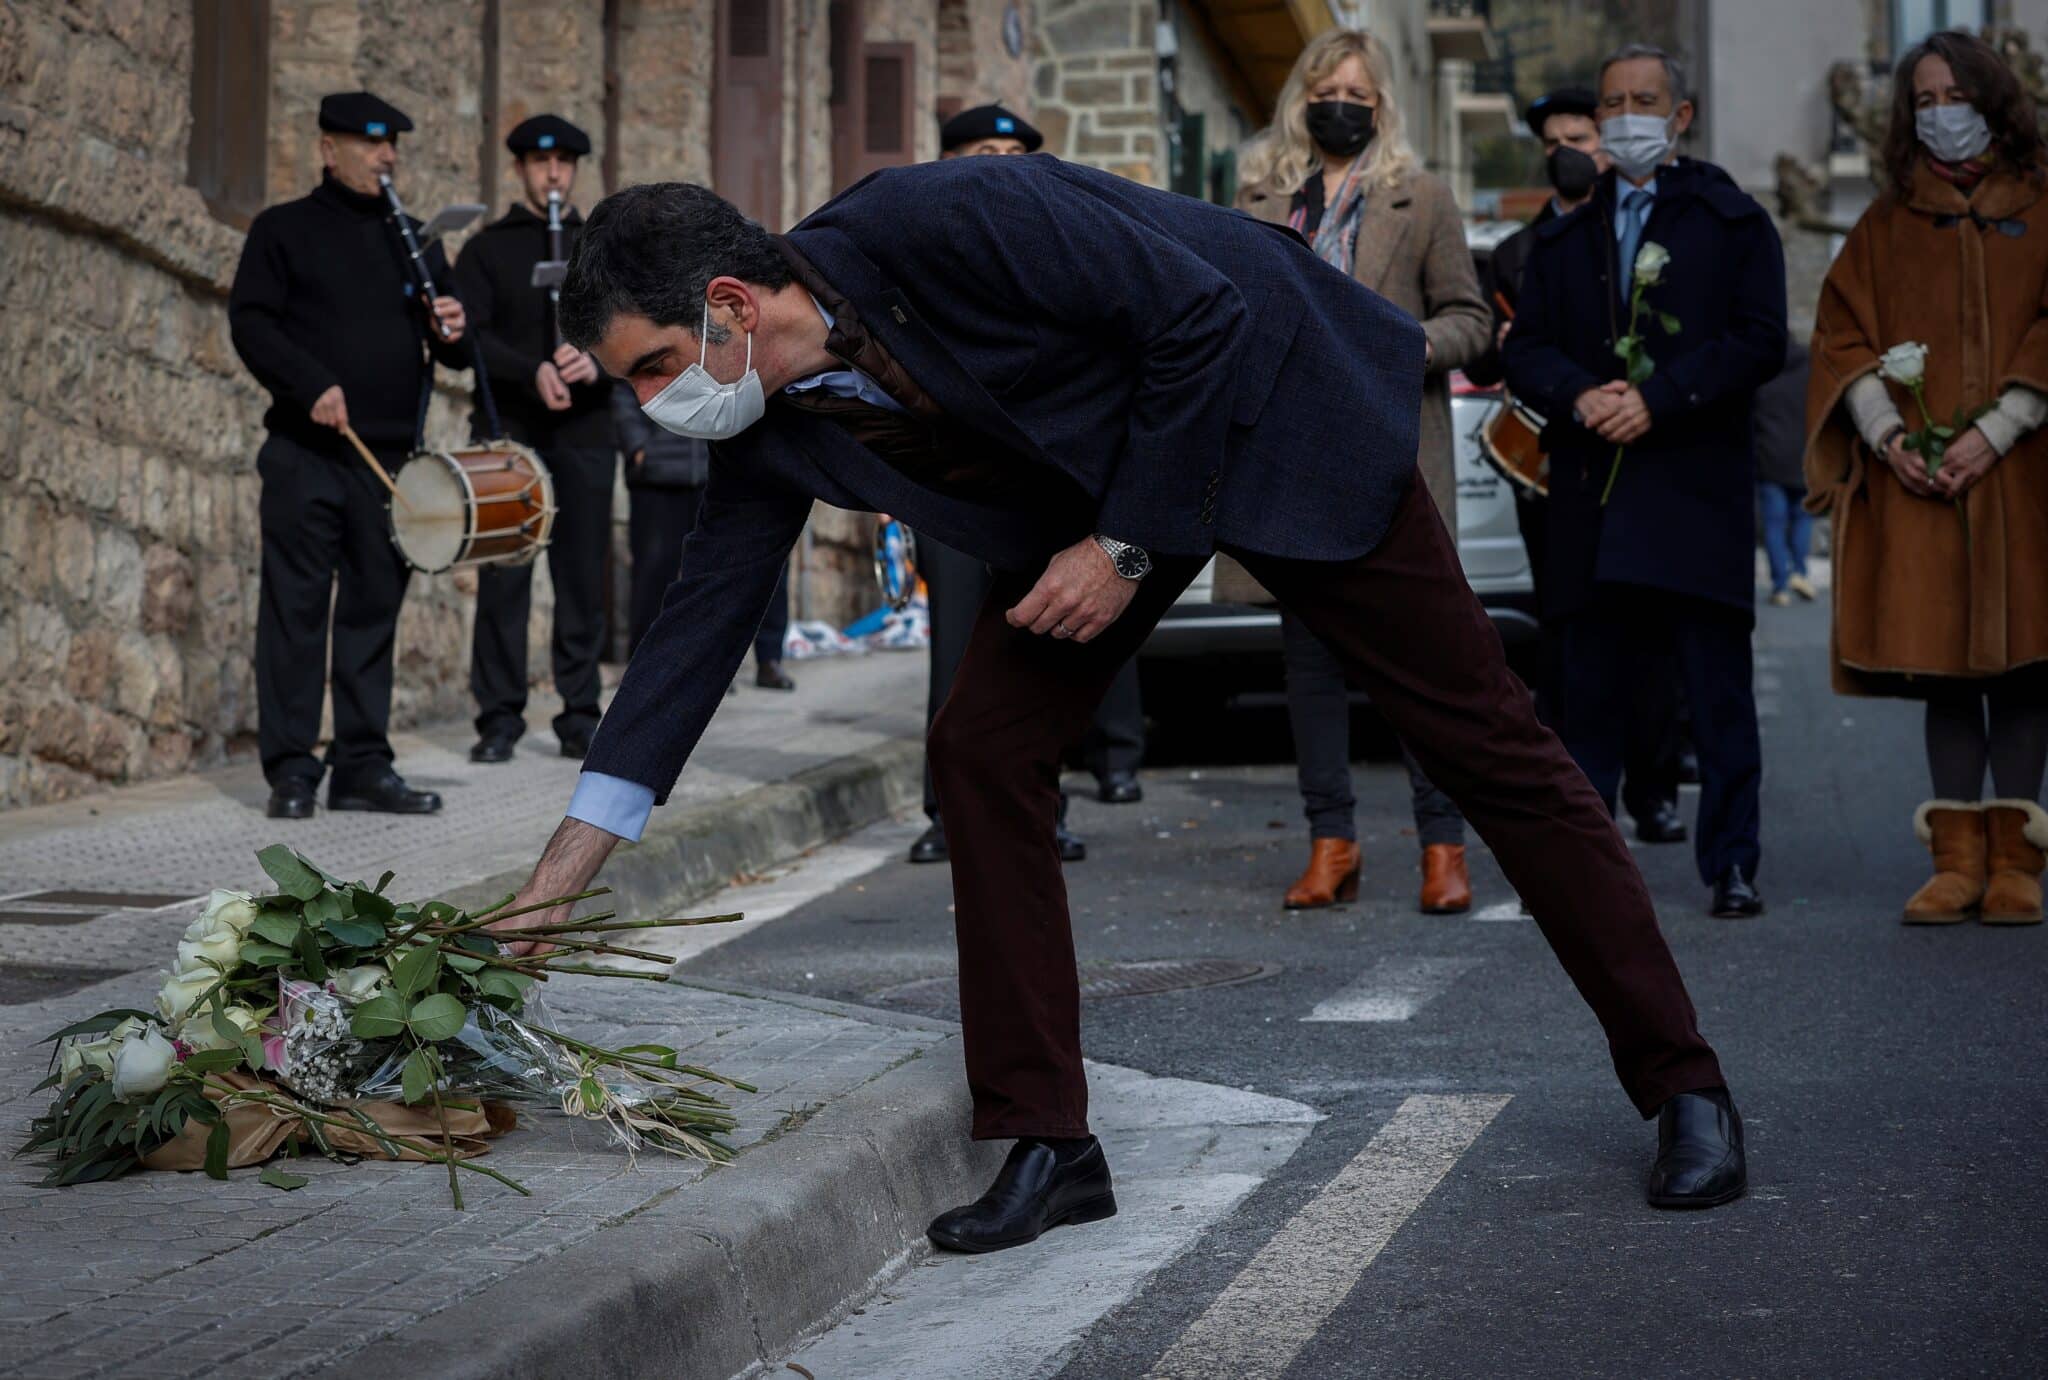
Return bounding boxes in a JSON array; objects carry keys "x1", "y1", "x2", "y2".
[
  {"x1": 453, "y1": 203, "x2": 616, "y2": 450},
  {"x1": 228, "y1": 174, "x2": 468, "y2": 453}
]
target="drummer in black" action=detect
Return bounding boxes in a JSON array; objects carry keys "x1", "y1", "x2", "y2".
[
  {"x1": 454, "y1": 114, "x2": 618, "y2": 762},
  {"x1": 228, "y1": 92, "x2": 468, "y2": 820}
]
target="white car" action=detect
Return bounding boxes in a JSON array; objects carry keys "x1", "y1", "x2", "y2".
[{"x1": 1137, "y1": 226, "x2": 1536, "y2": 723}]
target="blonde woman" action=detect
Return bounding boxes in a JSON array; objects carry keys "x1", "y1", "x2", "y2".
[{"x1": 1220, "y1": 28, "x2": 1492, "y2": 914}]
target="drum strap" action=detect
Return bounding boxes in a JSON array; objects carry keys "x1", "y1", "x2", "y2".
[{"x1": 466, "y1": 331, "x2": 504, "y2": 444}]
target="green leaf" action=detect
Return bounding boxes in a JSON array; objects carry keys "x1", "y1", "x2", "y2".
[
  {"x1": 400, "y1": 1046, "x2": 435, "y2": 1104},
  {"x1": 293, "y1": 924, "x2": 329, "y2": 983},
  {"x1": 1902, "y1": 432, "x2": 1922, "y2": 452},
  {"x1": 1656, "y1": 310, "x2": 1681, "y2": 336},
  {"x1": 38, "y1": 1009, "x2": 156, "y2": 1044},
  {"x1": 405, "y1": 992, "x2": 469, "y2": 1042},
  {"x1": 1929, "y1": 437, "x2": 1949, "y2": 460},
  {"x1": 259, "y1": 1163, "x2": 310, "y2": 1191},
  {"x1": 390, "y1": 942, "x2": 442, "y2": 998},
  {"x1": 352, "y1": 886, "x2": 397, "y2": 924},
  {"x1": 445, "y1": 953, "x2": 486, "y2": 974},
  {"x1": 617, "y1": 1043, "x2": 679, "y2": 1069},
  {"x1": 249, "y1": 912, "x2": 302, "y2": 946},
  {"x1": 180, "y1": 1048, "x2": 244, "y2": 1074},
  {"x1": 419, "y1": 900, "x2": 460, "y2": 925},
  {"x1": 1931, "y1": 424, "x2": 1957, "y2": 438},
  {"x1": 349, "y1": 993, "x2": 408, "y2": 1039},
  {"x1": 323, "y1": 917, "x2": 385, "y2": 948},
  {"x1": 238, "y1": 939, "x2": 293, "y2": 967},
  {"x1": 453, "y1": 933, "x2": 500, "y2": 956},
  {"x1": 476, "y1": 969, "x2": 533, "y2": 1005},
  {"x1": 257, "y1": 844, "x2": 326, "y2": 902},
  {"x1": 303, "y1": 891, "x2": 343, "y2": 928},
  {"x1": 1627, "y1": 353, "x2": 1656, "y2": 385},
  {"x1": 375, "y1": 870, "x2": 396, "y2": 894},
  {"x1": 203, "y1": 1118, "x2": 231, "y2": 1180}
]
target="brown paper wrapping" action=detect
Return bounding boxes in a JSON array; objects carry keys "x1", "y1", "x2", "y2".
[{"x1": 139, "y1": 1071, "x2": 517, "y2": 1172}]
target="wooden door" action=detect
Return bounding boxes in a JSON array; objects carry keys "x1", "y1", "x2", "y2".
[{"x1": 714, "y1": 0, "x2": 783, "y2": 228}]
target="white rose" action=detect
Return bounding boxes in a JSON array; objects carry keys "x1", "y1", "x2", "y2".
[
  {"x1": 1633, "y1": 240, "x2": 1671, "y2": 286},
  {"x1": 157, "y1": 969, "x2": 218, "y2": 1024},
  {"x1": 177, "y1": 929, "x2": 243, "y2": 974},
  {"x1": 110, "y1": 1027, "x2": 178, "y2": 1100},
  {"x1": 178, "y1": 1003, "x2": 262, "y2": 1052},
  {"x1": 59, "y1": 1036, "x2": 121, "y2": 1084},
  {"x1": 331, "y1": 964, "x2": 390, "y2": 1004},
  {"x1": 199, "y1": 889, "x2": 260, "y2": 936},
  {"x1": 1879, "y1": 341, "x2": 1929, "y2": 387}
]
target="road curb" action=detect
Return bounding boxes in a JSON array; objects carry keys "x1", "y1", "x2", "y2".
[
  {"x1": 444, "y1": 735, "x2": 925, "y2": 921},
  {"x1": 329, "y1": 1032, "x2": 1005, "y2": 1380}
]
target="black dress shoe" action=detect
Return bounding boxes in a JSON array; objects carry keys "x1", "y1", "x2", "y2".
[
  {"x1": 1646, "y1": 1089, "x2": 1746, "y2": 1209},
  {"x1": 328, "y1": 769, "x2": 443, "y2": 815},
  {"x1": 928, "y1": 1137, "x2": 1118, "y2": 1253},
  {"x1": 1711, "y1": 866, "x2": 1764, "y2": 918},
  {"x1": 1096, "y1": 771, "x2": 1144, "y2": 805},
  {"x1": 755, "y1": 660, "x2": 797, "y2": 691},
  {"x1": 266, "y1": 780, "x2": 317, "y2": 820},
  {"x1": 1056, "y1": 792, "x2": 1086, "y2": 863},
  {"x1": 909, "y1": 822, "x2": 948, "y2": 865},
  {"x1": 1634, "y1": 800, "x2": 1688, "y2": 844},
  {"x1": 557, "y1": 724, "x2": 595, "y2": 759},
  {"x1": 1678, "y1": 749, "x2": 1701, "y2": 785},
  {"x1": 469, "y1": 733, "x2": 516, "y2": 764}
]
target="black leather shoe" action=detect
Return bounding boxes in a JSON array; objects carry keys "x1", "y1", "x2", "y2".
[
  {"x1": 1678, "y1": 749, "x2": 1701, "y2": 785},
  {"x1": 266, "y1": 780, "x2": 317, "y2": 820},
  {"x1": 755, "y1": 660, "x2": 797, "y2": 691},
  {"x1": 328, "y1": 769, "x2": 443, "y2": 815},
  {"x1": 1646, "y1": 1089, "x2": 1746, "y2": 1209},
  {"x1": 1635, "y1": 800, "x2": 1688, "y2": 844},
  {"x1": 557, "y1": 724, "x2": 594, "y2": 759},
  {"x1": 1057, "y1": 792, "x2": 1086, "y2": 863},
  {"x1": 1097, "y1": 771, "x2": 1144, "y2": 805},
  {"x1": 928, "y1": 1137, "x2": 1118, "y2": 1253},
  {"x1": 469, "y1": 733, "x2": 516, "y2": 764},
  {"x1": 1711, "y1": 867, "x2": 1764, "y2": 918},
  {"x1": 909, "y1": 822, "x2": 948, "y2": 865}
]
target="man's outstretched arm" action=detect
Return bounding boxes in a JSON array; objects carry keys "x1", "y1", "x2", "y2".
[{"x1": 491, "y1": 817, "x2": 621, "y2": 954}]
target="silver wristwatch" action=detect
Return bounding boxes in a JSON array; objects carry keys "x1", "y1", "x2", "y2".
[{"x1": 1093, "y1": 534, "x2": 1152, "y2": 581}]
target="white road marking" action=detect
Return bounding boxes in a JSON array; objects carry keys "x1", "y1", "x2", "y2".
[
  {"x1": 1300, "y1": 956, "x2": 1484, "y2": 1022},
  {"x1": 1471, "y1": 900, "x2": 1530, "y2": 923},
  {"x1": 1146, "y1": 1093, "x2": 1512, "y2": 1380}
]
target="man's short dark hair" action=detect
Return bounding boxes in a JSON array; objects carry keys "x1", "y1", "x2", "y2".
[{"x1": 558, "y1": 182, "x2": 794, "y2": 349}]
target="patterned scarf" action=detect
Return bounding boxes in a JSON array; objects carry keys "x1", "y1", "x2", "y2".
[
  {"x1": 1925, "y1": 149, "x2": 1996, "y2": 193},
  {"x1": 1288, "y1": 155, "x2": 1373, "y2": 273}
]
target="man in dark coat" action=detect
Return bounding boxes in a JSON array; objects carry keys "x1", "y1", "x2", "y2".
[
  {"x1": 228, "y1": 91, "x2": 468, "y2": 820},
  {"x1": 494, "y1": 154, "x2": 1750, "y2": 1241},
  {"x1": 1470, "y1": 87, "x2": 1689, "y2": 847},
  {"x1": 1503, "y1": 46, "x2": 1786, "y2": 918},
  {"x1": 453, "y1": 114, "x2": 619, "y2": 761}
]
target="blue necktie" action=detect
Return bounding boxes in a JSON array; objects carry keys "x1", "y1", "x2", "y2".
[{"x1": 1618, "y1": 188, "x2": 1652, "y2": 299}]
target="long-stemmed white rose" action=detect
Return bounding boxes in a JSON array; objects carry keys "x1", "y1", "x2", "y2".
[
  {"x1": 110, "y1": 1028, "x2": 178, "y2": 1100},
  {"x1": 1879, "y1": 339, "x2": 1975, "y2": 546},
  {"x1": 1601, "y1": 240, "x2": 1682, "y2": 505}
]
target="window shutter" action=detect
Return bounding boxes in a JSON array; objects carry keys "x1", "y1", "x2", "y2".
[
  {"x1": 846, "y1": 42, "x2": 915, "y2": 183},
  {"x1": 714, "y1": 0, "x2": 784, "y2": 228},
  {"x1": 188, "y1": 0, "x2": 271, "y2": 227}
]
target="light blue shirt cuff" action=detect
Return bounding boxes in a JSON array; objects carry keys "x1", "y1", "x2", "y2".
[{"x1": 566, "y1": 772, "x2": 656, "y2": 843}]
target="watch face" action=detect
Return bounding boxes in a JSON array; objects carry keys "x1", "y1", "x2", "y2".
[{"x1": 1116, "y1": 548, "x2": 1149, "y2": 579}]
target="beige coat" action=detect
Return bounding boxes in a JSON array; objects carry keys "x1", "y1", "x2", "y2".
[{"x1": 1216, "y1": 166, "x2": 1489, "y2": 603}]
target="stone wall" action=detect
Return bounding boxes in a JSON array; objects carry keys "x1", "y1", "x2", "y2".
[
  {"x1": 0, "y1": 0, "x2": 943, "y2": 810},
  {"x1": 1032, "y1": 0, "x2": 1164, "y2": 184}
]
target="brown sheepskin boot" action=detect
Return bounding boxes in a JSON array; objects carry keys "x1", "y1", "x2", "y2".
[
  {"x1": 1902, "y1": 802, "x2": 1985, "y2": 925},
  {"x1": 1980, "y1": 800, "x2": 2047, "y2": 925}
]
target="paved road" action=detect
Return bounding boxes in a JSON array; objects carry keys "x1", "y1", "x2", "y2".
[{"x1": 701, "y1": 592, "x2": 2048, "y2": 1378}]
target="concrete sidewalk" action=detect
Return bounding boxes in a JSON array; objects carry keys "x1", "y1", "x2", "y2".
[{"x1": 0, "y1": 649, "x2": 1010, "y2": 1380}]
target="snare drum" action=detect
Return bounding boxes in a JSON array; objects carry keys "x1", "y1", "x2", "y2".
[
  {"x1": 1480, "y1": 395, "x2": 1551, "y2": 498},
  {"x1": 389, "y1": 443, "x2": 557, "y2": 573}
]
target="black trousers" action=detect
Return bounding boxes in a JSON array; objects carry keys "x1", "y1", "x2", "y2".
[
  {"x1": 255, "y1": 434, "x2": 410, "y2": 788},
  {"x1": 472, "y1": 446, "x2": 616, "y2": 741},
  {"x1": 626, "y1": 483, "x2": 790, "y2": 663},
  {"x1": 919, "y1": 532, "x2": 1143, "y2": 820},
  {"x1": 1558, "y1": 588, "x2": 1761, "y2": 885},
  {"x1": 1516, "y1": 491, "x2": 1681, "y2": 824}
]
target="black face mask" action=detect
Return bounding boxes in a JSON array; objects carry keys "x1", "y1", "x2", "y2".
[
  {"x1": 1305, "y1": 101, "x2": 1377, "y2": 159},
  {"x1": 1546, "y1": 145, "x2": 1601, "y2": 201}
]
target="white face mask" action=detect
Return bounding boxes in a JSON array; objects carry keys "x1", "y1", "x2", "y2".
[
  {"x1": 1916, "y1": 102, "x2": 1993, "y2": 164},
  {"x1": 641, "y1": 301, "x2": 765, "y2": 440},
  {"x1": 1601, "y1": 113, "x2": 1677, "y2": 182}
]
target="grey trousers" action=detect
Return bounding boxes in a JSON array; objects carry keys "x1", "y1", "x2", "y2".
[{"x1": 1281, "y1": 608, "x2": 1465, "y2": 846}]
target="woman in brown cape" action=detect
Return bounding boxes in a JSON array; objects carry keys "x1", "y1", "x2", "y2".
[{"x1": 1807, "y1": 30, "x2": 2048, "y2": 925}]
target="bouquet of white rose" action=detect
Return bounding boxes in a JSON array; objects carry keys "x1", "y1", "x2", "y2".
[{"x1": 20, "y1": 846, "x2": 748, "y2": 1207}]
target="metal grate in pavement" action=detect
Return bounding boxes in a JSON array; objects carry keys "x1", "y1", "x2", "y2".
[{"x1": 873, "y1": 958, "x2": 1280, "y2": 1014}]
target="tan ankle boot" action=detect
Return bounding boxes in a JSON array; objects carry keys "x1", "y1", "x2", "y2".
[
  {"x1": 1284, "y1": 838, "x2": 1361, "y2": 910},
  {"x1": 1903, "y1": 802, "x2": 1985, "y2": 924},
  {"x1": 1419, "y1": 844, "x2": 1472, "y2": 914},
  {"x1": 1981, "y1": 800, "x2": 2047, "y2": 925}
]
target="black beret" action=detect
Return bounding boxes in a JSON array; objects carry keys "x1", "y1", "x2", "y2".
[
  {"x1": 940, "y1": 104, "x2": 1042, "y2": 153},
  {"x1": 506, "y1": 113, "x2": 592, "y2": 157},
  {"x1": 317, "y1": 91, "x2": 413, "y2": 138},
  {"x1": 1524, "y1": 87, "x2": 1598, "y2": 139}
]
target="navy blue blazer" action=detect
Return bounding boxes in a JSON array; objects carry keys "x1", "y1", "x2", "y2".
[
  {"x1": 1501, "y1": 159, "x2": 1785, "y2": 617},
  {"x1": 587, "y1": 155, "x2": 1424, "y2": 802}
]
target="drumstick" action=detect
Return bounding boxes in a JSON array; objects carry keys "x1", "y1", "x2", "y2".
[
  {"x1": 338, "y1": 425, "x2": 412, "y2": 512},
  {"x1": 1493, "y1": 290, "x2": 1516, "y2": 320}
]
